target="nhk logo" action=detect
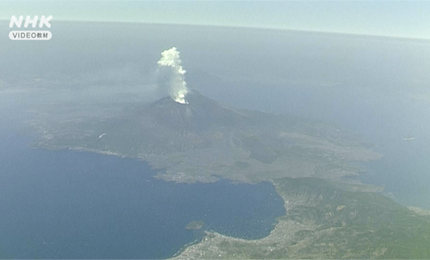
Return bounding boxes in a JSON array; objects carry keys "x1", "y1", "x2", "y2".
[{"x1": 9, "y1": 15, "x2": 53, "y2": 40}]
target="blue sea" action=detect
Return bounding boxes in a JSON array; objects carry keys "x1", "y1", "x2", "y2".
[
  {"x1": 0, "y1": 95, "x2": 285, "y2": 259},
  {"x1": 2, "y1": 22, "x2": 430, "y2": 259},
  {"x1": 206, "y1": 83, "x2": 430, "y2": 210}
]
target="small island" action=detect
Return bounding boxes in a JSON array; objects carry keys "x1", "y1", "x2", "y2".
[{"x1": 185, "y1": 220, "x2": 205, "y2": 230}]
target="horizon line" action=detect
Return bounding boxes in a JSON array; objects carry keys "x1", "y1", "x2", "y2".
[{"x1": 1, "y1": 19, "x2": 430, "y2": 43}]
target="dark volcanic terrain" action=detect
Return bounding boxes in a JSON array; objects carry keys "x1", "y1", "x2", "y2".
[{"x1": 30, "y1": 90, "x2": 381, "y2": 183}]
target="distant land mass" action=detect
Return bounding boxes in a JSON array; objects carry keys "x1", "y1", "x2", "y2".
[
  {"x1": 28, "y1": 90, "x2": 430, "y2": 259},
  {"x1": 29, "y1": 90, "x2": 381, "y2": 184}
]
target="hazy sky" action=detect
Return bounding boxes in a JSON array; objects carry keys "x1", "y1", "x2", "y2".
[{"x1": 1, "y1": 1, "x2": 430, "y2": 40}]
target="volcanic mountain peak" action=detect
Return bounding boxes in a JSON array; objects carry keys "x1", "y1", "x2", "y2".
[
  {"x1": 30, "y1": 90, "x2": 381, "y2": 183},
  {"x1": 145, "y1": 90, "x2": 245, "y2": 131}
]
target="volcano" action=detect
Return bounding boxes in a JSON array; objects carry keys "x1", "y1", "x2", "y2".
[
  {"x1": 143, "y1": 90, "x2": 247, "y2": 131},
  {"x1": 32, "y1": 91, "x2": 381, "y2": 183}
]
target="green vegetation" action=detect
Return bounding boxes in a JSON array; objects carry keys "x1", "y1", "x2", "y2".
[{"x1": 174, "y1": 178, "x2": 430, "y2": 259}]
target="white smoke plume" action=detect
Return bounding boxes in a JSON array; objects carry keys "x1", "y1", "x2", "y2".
[{"x1": 156, "y1": 47, "x2": 188, "y2": 104}]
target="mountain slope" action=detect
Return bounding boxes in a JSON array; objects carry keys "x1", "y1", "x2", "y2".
[{"x1": 30, "y1": 91, "x2": 381, "y2": 183}]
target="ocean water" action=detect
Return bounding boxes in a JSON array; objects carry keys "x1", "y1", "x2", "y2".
[
  {"x1": 0, "y1": 96, "x2": 285, "y2": 259},
  {"x1": 199, "y1": 81, "x2": 430, "y2": 211},
  {"x1": 221, "y1": 85, "x2": 430, "y2": 211},
  {"x1": 2, "y1": 22, "x2": 430, "y2": 258},
  {"x1": 358, "y1": 136, "x2": 430, "y2": 210}
]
